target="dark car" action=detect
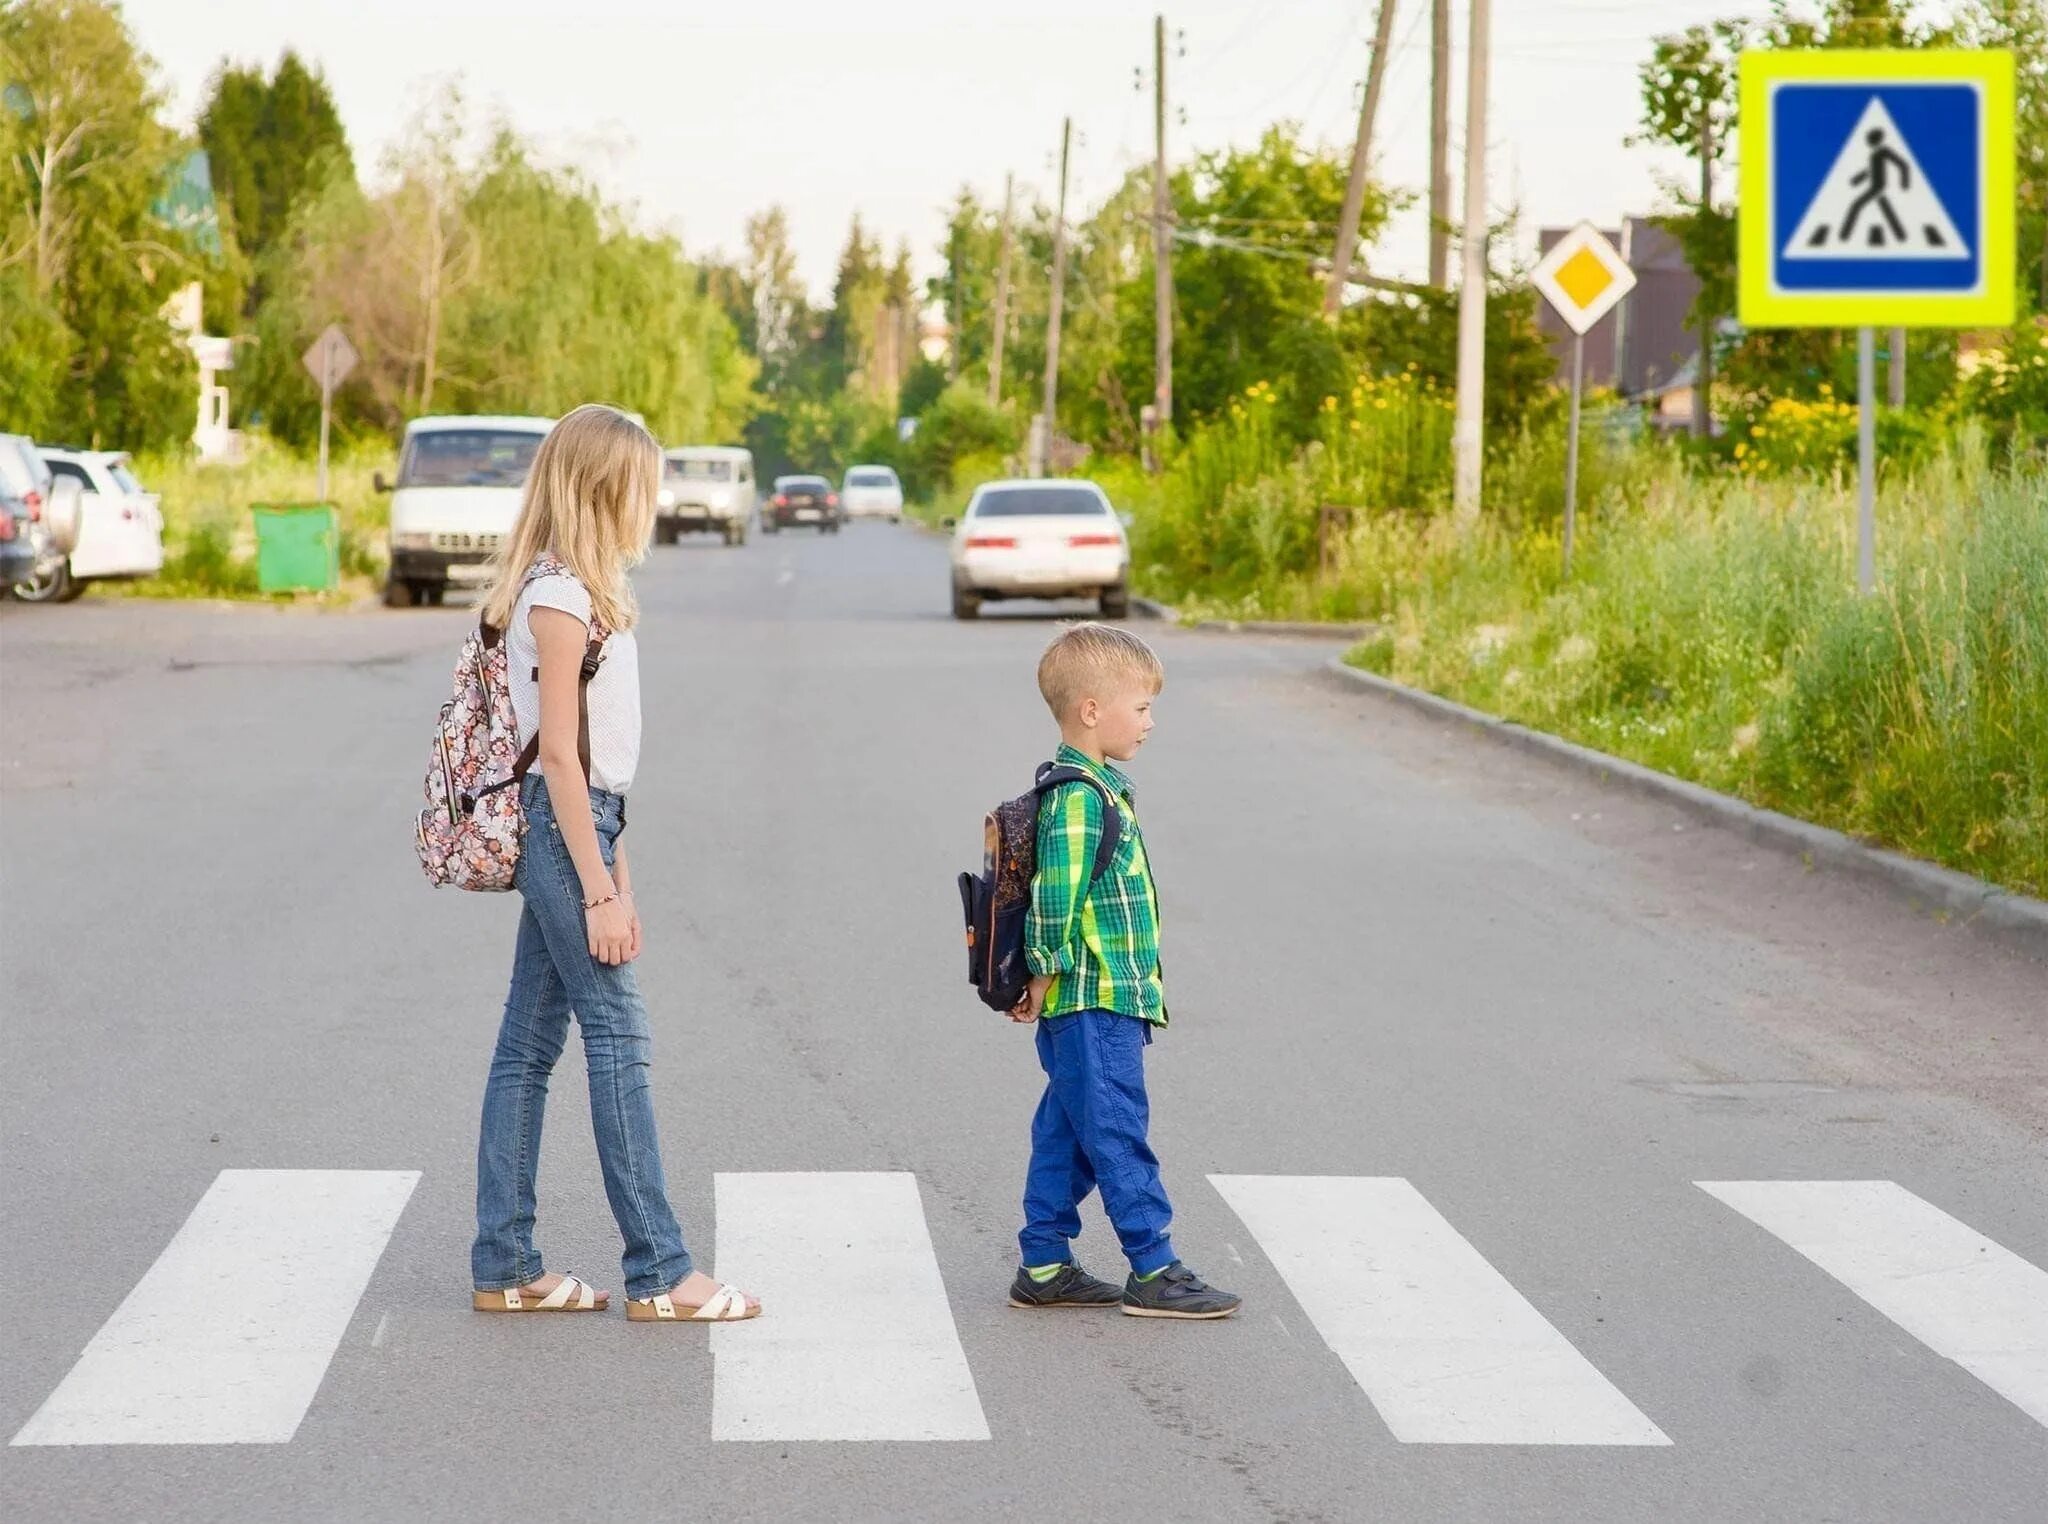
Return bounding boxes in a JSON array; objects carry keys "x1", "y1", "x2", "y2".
[
  {"x1": 0, "y1": 434, "x2": 55, "y2": 592},
  {"x1": 760, "y1": 474, "x2": 841, "y2": 535}
]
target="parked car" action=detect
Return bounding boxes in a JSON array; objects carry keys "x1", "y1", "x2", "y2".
[
  {"x1": 657, "y1": 446, "x2": 755, "y2": 547},
  {"x1": 948, "y1": 478, "x2": 1130, "y2": 621},
  {"x1": 378, "y1": 415, "x2": 552, "y2": 606},
  {"x1": 760, "y1": 474, "x2": 842, "y2": 534},
  {"x1": 11, "y1": 448, "x2": 165, "y2": 603},
  {"x1": 0, "y1": 434, "x2": 80, "y2": 596},
  {"x1": 840, "y1": 464, "x2": 904, "y2": 522}
]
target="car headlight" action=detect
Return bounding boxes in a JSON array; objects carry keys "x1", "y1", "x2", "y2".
[
  {"x1": 709, "y1": 489, "x2": 731, "y2": 509},
  {"x1": 657, "y1": 488, "x2": 675, "y2": 509},
  {"x1": 392, "y1": 531, "x2": 432, "y2": 550}
]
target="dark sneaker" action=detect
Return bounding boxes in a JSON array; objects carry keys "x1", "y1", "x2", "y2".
[
  {"x1": 1008, "y1": 1261, "x2": 1125, "y2": 1309},
  {"x1": 1120, "y1": 1261, "x2": 1242, "y2": 1320}
]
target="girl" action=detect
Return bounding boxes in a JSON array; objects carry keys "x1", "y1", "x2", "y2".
[{"x1": 469, "y1": 403, "x2": 760, "y2": 1323}]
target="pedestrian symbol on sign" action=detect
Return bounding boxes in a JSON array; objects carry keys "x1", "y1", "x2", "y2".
[{"x1": 1783, "y1": 96, "x2": 1967, "y2": 260}]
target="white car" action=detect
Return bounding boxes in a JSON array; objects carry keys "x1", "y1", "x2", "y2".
[
  {"x1": 948, "y1": 478, "x2": 1130, "y2": 621},
  {"x1": 13, "y1": 448, "x2": 163, "y2": 604},
  {"x1": 379, "y1": 415, "x2": 552, "y2": 606},
  {"x1": 657, "y1": 446, "x2": 755, "y2": 546},
  {"x1": 840, "y1": 464, "x2": 904, "y2": 521}
]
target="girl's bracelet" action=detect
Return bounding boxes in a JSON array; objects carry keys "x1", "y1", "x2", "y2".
[{"x1": 582, "y1": 890, "x2": 619, "y2": 911}]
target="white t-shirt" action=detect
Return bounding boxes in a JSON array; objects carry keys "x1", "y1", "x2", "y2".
[{"x1": 507, "y1": 568, "x2": 642, "y2": 795}]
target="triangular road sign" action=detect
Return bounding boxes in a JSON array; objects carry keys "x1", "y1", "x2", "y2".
[{"x1": 1782, "y1": 95, "x2": 1967, "y2": 260}]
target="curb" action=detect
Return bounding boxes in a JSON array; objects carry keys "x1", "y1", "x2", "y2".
[
  {"x1": 1320, "y1": 659, "x2": 2048, "y2": 960},
  {"x1": 1132, "y1": 595, "x2": 1379, "y2": 640}
]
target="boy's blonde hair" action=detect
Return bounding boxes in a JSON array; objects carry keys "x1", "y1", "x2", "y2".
[
  {"x1": 481, "y1": 403, "x2": 659, "y2": 633},
  {"x1": 1037, "y1": 622, "x2": 1165, "y2": 720}
]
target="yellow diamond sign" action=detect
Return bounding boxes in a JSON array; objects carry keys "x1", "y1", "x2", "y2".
[{"x1": 1532, "y1": 222, "x2": 1637, "y2": 335}]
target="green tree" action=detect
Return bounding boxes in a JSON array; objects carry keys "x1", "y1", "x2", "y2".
[
  {"x1": 1636, "y1": 1, "x2": 1957, "y2": 407},
  {"x1": 1, "y1": 0, "x2": 203, "y2": 448},
  {"x1": 196, "y1": 48, "x2": 352, "y2": 310}
]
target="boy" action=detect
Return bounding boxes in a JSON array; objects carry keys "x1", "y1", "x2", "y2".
[{"x1": 1005, "y1": 623, "x2": 1241, "y2": 1320}]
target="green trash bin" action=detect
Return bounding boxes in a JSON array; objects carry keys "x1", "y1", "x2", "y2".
[{"x1": 252, "y1": 504, "x2": 339, "y2": 593}]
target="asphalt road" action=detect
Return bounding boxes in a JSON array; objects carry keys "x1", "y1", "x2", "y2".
[{"x1": 3, "y1": 521, "x2": 2044, "y2": 1523}]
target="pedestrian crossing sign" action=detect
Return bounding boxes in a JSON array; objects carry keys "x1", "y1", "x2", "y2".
[{"x1": 1739, "y1": 49, "x2": 2014, "y2": 327}]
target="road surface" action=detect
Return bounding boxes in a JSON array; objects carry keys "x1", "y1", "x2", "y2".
[{"x1": 4, "y1": 522, "x2": 2044, "y2": 1521}]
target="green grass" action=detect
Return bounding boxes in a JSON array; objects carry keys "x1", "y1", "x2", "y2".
[
  {"x1": 105, "y1": 436, "x2": 391, "y2": 602},
  {"x1": 1340, "y1": 442, "x2": 2048, "y2": 895}
]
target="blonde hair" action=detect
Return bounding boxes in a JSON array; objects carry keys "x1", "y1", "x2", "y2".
[
  {"x1": 480, "y1": 403, "x2": 659, "y2": 633},
  {"x1": 1037, "y1": 622, "x2": 1165, "y2": 720}
]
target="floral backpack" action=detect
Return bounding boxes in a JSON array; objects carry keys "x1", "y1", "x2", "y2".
[{"x1": 414, "y1": 557, "x2": 608, "y2": 891}]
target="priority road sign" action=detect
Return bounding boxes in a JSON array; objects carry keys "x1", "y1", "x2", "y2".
[
  {"x1": 1739, "y1": 49, "x2": 2015, "y2": 329},
  {"x1": 1531, "y1": 223, "x2": 1636, "y2": 578},
  {"x1": 1531, "y1": 222, "x2": 1637, "y2": 337}
]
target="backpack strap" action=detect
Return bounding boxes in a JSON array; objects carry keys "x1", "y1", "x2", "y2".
[
  {"x1": 481, "y1": 559, "x2": 611, "y2": 788},
  {"x1": 1033, "y1": 763, "x2": 1123, "y2": 884}
]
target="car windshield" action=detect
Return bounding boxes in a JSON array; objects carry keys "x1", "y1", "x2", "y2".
[
  {"x1": 670, "y1": 458, "x2": 734, "y2": 481},
  {"x1": 109, "y1": 460, "x2": 144, "y2": 494},
  {"x1": 972, "y1": 486, "x2": 1109, "y2": 518},
  {"x1": 400, "y1": 429, "x2": 546, "y2": 488},
  {"x1": 779, "y1": 478, "x2": 830, "y2": 493},
  {"x1": 847, "y1": 469, "x2": 895, "y2": 487}
]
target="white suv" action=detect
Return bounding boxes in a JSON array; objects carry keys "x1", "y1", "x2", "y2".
[
  {"x1": 840, "y1": 465, "x2": 904, "y2": 521},
  {"x1": 948, "y1": 479, "x2": 1130, "y2": 621},
  {"x1": 13, "y1": 448, "x2": 164, "y2": 603},
  {"x1": 379, "y1": 415, "x2": 551, "y2": 606}
]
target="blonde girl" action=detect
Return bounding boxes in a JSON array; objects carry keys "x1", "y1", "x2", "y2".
[{"x1": 468, "y1": 403, "x2": 760, "y2": 1323}]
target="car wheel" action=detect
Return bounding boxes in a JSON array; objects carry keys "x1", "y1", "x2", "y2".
[
  {"x1": 384, "y1": 577, "x2": 416, "y2": 609},
  {"x1": 951, "y1": 584, "x2": 981, "y2": 620},
  {"x1": 1100, "y1": 584, "x2": 1131, "y2": 620},
  {"x1": 655, "y1": 518, "x2": 678, "y2": 546},
  {"x1": 423, "y1": 582, "x2": 447, "y2": 606},
  {"x1": 11, "y1": 559, "x2": 78, "y2": 603}
]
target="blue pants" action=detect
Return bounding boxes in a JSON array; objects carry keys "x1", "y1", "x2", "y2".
[
  {"x1": 1019, "y1": 1009, "x2": 1177, "y2": 1276},
  {"x1": 471, "y1": 776, "x2": 693, "y2": 1300}
]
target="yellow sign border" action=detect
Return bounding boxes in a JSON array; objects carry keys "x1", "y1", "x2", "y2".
[{"x1": 1738, "y1": 49, "x2": 2014, "y2": 328}]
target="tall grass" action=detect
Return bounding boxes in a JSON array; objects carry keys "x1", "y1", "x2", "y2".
[
  {"x1": 1346, "y1": 433, "x2": 2048, "y2": 894},
  {"x1": 113, "y1": 436, "x2": 390, "y2": 599}
]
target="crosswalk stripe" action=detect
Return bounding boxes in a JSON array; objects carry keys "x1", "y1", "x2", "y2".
[
  {"x1": 1211, "y1": 1175, "x2": 1670, "y2": 1445},
  {"x1": 11, "y1": 1169, "x2": 419, "y2": 1446},
  {"x1": 710, "y1": 1172, "x2": 990, "y2": 1442},
  {"x1": 1699, "y1": 1180, "x2": 2048, "y2": 1430}
]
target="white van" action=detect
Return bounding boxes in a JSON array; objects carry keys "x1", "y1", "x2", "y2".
[
  {"x1": 657, "y1": 446, "x2": 755, "y2": 547},
  {"x1": 378, "y1": 415, "x2": 552, "y2": 606}
]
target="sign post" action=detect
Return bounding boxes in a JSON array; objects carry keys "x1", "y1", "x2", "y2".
[
  {"x1": 1530, "y1": 222, "x2": 1636, "y2": 576},
  {"x1": 301, "y1": 325, "x2": 360, "y2": 504},
  {"x1": 1739, "y1": 48, "x2": 2014, "y2": 593}
]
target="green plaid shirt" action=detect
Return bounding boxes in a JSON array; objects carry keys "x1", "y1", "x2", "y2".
[{"x1": 1025, "y1": 744, "x2": 1166, "y2": 1025}]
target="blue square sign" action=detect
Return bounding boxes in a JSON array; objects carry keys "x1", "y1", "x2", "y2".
[{"x1": 1740, "y1": 50, "x2": 2014, "y2": 328}]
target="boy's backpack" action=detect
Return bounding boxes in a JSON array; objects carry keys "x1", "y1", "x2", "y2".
[
  {"x1": 957, "y1": 762, "x2": 1123, "y2": 1012},
  {"x1": 414, "y1": 557, "x2": 607, "y2": 892}
]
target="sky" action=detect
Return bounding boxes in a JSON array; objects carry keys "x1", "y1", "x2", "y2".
[{"x1": 125, "y1": 0, "x2": 1767, "y2": 303}]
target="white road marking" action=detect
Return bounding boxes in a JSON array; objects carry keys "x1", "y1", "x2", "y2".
[
  {"x1": 1700, "y1": 1180, "x2": 2048, "y2": 1429},
  {"x1": 775, "y1": 569, "x2": 794, "y2": 586},
  {"x1": 12, "y1": 1170, "x2": 419, "y2": 1446},
  {"x1": 1211, "y1": 1175, "x2": 1669, "y2": 1445},
  {"x1": 710, "y1": 1172, "x2": 989, "y2": 1442},
  {"x1": 370, "y1": 1311, "x2": 390, "y2": 1348}
]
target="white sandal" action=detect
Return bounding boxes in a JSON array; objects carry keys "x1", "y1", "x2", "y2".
[
  {"x1": 471, "y1": 1274, "x2": 608, "y2": 1313},
  {"x1": 625, "y1": 1282, "x2": 762, "y2": 1323}
]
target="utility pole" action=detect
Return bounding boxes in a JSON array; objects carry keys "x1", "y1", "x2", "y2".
[
  {"x1": 1888, "y1": 325, "x2": 1906, "y2": 408},
  {"x1": 1451, "y1": 0, "x2": 1490, "y2": 522},
  {"x1": 1428, "y1": 0, "x2": 1450, "y2": 288},
  {"x1": 1694, "y1": 112, "x2": 1714, "y2": 439},
  {"x1": 1325, "y1": 0, "x2": 1399, "y2": 319},
  {"x1": 1040, "y1": 117, "x2": 1071, "y2": 478},
  {"x1": 988, "y1": 173, "x2": 1014, "y2": 410},
  {"x1": 1153, "y1": 14, "x2": 1174, "y2": 433}
]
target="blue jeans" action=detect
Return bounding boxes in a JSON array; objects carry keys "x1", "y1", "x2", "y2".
[
  {"x1": 1019, "y1": 1009, "x2": 1177, "y2": 1276},
  {"x1": 472, "y1": 775, "x2": 692, "y2": 1299}
]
